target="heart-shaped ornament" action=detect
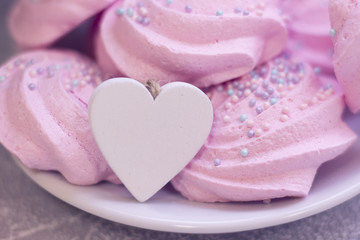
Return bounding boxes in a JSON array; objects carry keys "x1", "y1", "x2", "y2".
[{"x1": 89, "y1": 78, "x2": 213, "y2": 202}]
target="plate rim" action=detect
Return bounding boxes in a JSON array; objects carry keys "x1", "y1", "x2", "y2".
[{"x1": 12, "y1": 149, "x2": 360, "y2": 234}]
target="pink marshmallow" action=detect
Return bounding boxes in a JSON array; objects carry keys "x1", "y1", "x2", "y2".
[
  {"x1": 0, "y1": 50, "x2": 120, "y2": 185},
  {"x1": 171, "y1": 54, "x2": 356, "y2": 202}
]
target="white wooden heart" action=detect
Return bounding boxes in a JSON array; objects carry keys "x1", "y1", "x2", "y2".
[{"x1": 89, "y1": 78, "x2": 213, "y2": 202}]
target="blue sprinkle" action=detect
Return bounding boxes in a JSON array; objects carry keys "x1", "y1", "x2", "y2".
[
  {"x1": 26, "y1": 59, "x2": 35, "y2": 67},
  {"x1": 238, "y1": 83, "x2": 245, "y2": 90},
  {"x1": 267, "y1": 87, "x2": 274, "y2": 95},
  {"x1": 240, "y1": 148, "x2": 248, "y2": 157},
  {"x1": 240, "y1": 114, "x2": 247, "y2": 122},
  {"x1": 271, "y1": 68, "x2": 278, "y2": 75},
  {"x1": 255, "y1": 90, "x2": 262, "y2": 97},
  {"x1": 115, "y1": 8, "x2": 125, "y2": 16},
  {"x1": 235, "y1": 7, "x2": 242, "y2": 13},
  {"x1": 232, "y1": 81, "x2": 239, "y2": 88},
  {"x1": 216, "y1": 10, "x2": 223, "y2": 16},
  {"x1": 260, "y1": 67, "x2": 267, "y2": 75},
  {"x1": 185, "y1": 5, "x2": 192, "y2": 13},
  {"x1": 37, "y1": 68, "x2": 44, "y2": 74},
  {"x1": 325, "y1": 83, "x2": 333, "y2": 89},
  {"x1": 262, "y1": 80, "x2": 269, "y2": 89},
  {"x1": 136, "y1": 16, "x2": 144, "y2": 23},
  {"x1": 250, "y1": 84, "x2": 258, "y2": 91},
  {"x1": 0, "y1": 75, "x2": 5, "y2": 82},
  {"x1": 214, "y1": 158, "x2": 221, "y2": 166},
  {"x1": 249, "y1": 99, "x2": 256, "y2": 107},
  {"x1": 256, "y1": 106, "x2": 263, "y2": 114},
  {"x1": 277, "y1": 78, "x2": 285, "y2": 84},
  {"x1": 227, "y1": 89, "x2": 234, "y2": 96},
  {"x1": 126, "y1": 8, "x2": 134, "y2": 17},
  {"x1": 166, "y1": 0, "x2": 173, "y2": 4},
  {"x1": 270, "y1": 75, "x2": 278, "y2": 83},
  {"x1": 243, "y1": 10, "x2": 249, "y2": 15},
  {"x1": 262, "y1": 92, "x2": 269, "y2": 100},
  {"x1": 143, "y1": 17, "x2": 150, "y2": 25},
  {"x1": 248, "y1": 130, "x2": 255, "y2": 138},
  {"x1": 329, "y1": 28, "x2": 336, "y2": 37},
  {"x1": 270, "y1": 97, "x2": 277, "y2": 105},
  {"x1": 72, "y1": 80, "x2": 79, "y2": 86},
  {"x1": 216, "y1": 85, "x2": 224, "y2": 92},
  {"x1": 28, "y1": 83, "x2": 36, "y2": 90},
  {"x1": 314, "y1": 67, "x2": 322, "y2": 74}
]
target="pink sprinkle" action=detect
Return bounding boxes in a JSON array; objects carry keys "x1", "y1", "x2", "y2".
[
  {"x1": 277, "y1": 84, "x2": 284, "y2": 92},
  {"x1": 64, "y1": 84, "x2": 72, "y2": 91},
  {"x1": 317, "y1": 94, "x2": 326, "y2": 101},
  {"x1": 255, "y1": 129, "x2": 262, "y2": 137},
  {"x1": 280, "y1": 115, "x2": 289, "y2": 122},
  {"x1": 244, "y1": 89, "x2": 251, "y2": 97},
  {"x1": 310, "y1": 97, "x2": 318, "y2": 105},
  {"x1": 247, "y1": 120, "x2": 254, "y2": 128},
  {"x1": 139, "y1": 7, "x2": 148, "y2": 16},
  {"x1": 263, "y1": 102, "x2": 270, "y2": 110},
  {"x1": 225, "y1": 102, "x2": 232, "y2": 109},
  {"x1": 257, "y1": 2, "x2": 265, "y2": 10},
  {"x1": 282, "y1": 107, "x2": 289, "y2": 114},
  {"x1": 263, "y1": 123, "x2": 270, "y2": 131},
  {"x1": 231, "y1": 95, "x2": 239, "y2": 103},
  {"x1": 6, "y1": 65, "x2": 14, "y2": 71},
  {"x1": 29, "y1": 70, "x2": 37, "y2": 78},
  {"x1": 325, "y1": 88, "x2": 334, "y2": 96},
  {"x1": 223, "y1": 115, "x2": 231, "y2": 122},
  {"x1": 256, "y1": 10, "x2": 263, "y2": 16},
  {"x1": 299, "y1": 103, "x2": 308, "y2": 110}
]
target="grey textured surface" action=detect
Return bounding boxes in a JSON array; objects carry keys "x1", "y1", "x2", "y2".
[{"x1": 1, "y1": 1, "x2": 360, "y2": 239}]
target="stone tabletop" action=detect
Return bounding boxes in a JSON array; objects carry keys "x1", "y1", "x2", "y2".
[{"x1": 1, "y1": 1, "x2": 360, "y2": 239}]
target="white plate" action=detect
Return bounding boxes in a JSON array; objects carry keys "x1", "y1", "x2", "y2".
[{"x1": 13, "y1": 112, "x2": 360, "y2": 234}]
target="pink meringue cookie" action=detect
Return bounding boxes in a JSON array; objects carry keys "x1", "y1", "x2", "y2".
[
  {"x1": 96, "y1": 0, "x2": 287, "y2": 87},
  {"x1": 279, "y1": 0, "x2": 334, "y2": 74},
  {"x1": 171, "y1": 54, "x2": 356, "y2": 202},
  {"x1": 0, "y1": 50, "x2": 120, "y2": 185},
  {"x1": 8, "y1": 0, "x2": 116, "y2": 48},
  {"x1": 329, "y1": 0, "x2": 360, "y2": 113}
]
